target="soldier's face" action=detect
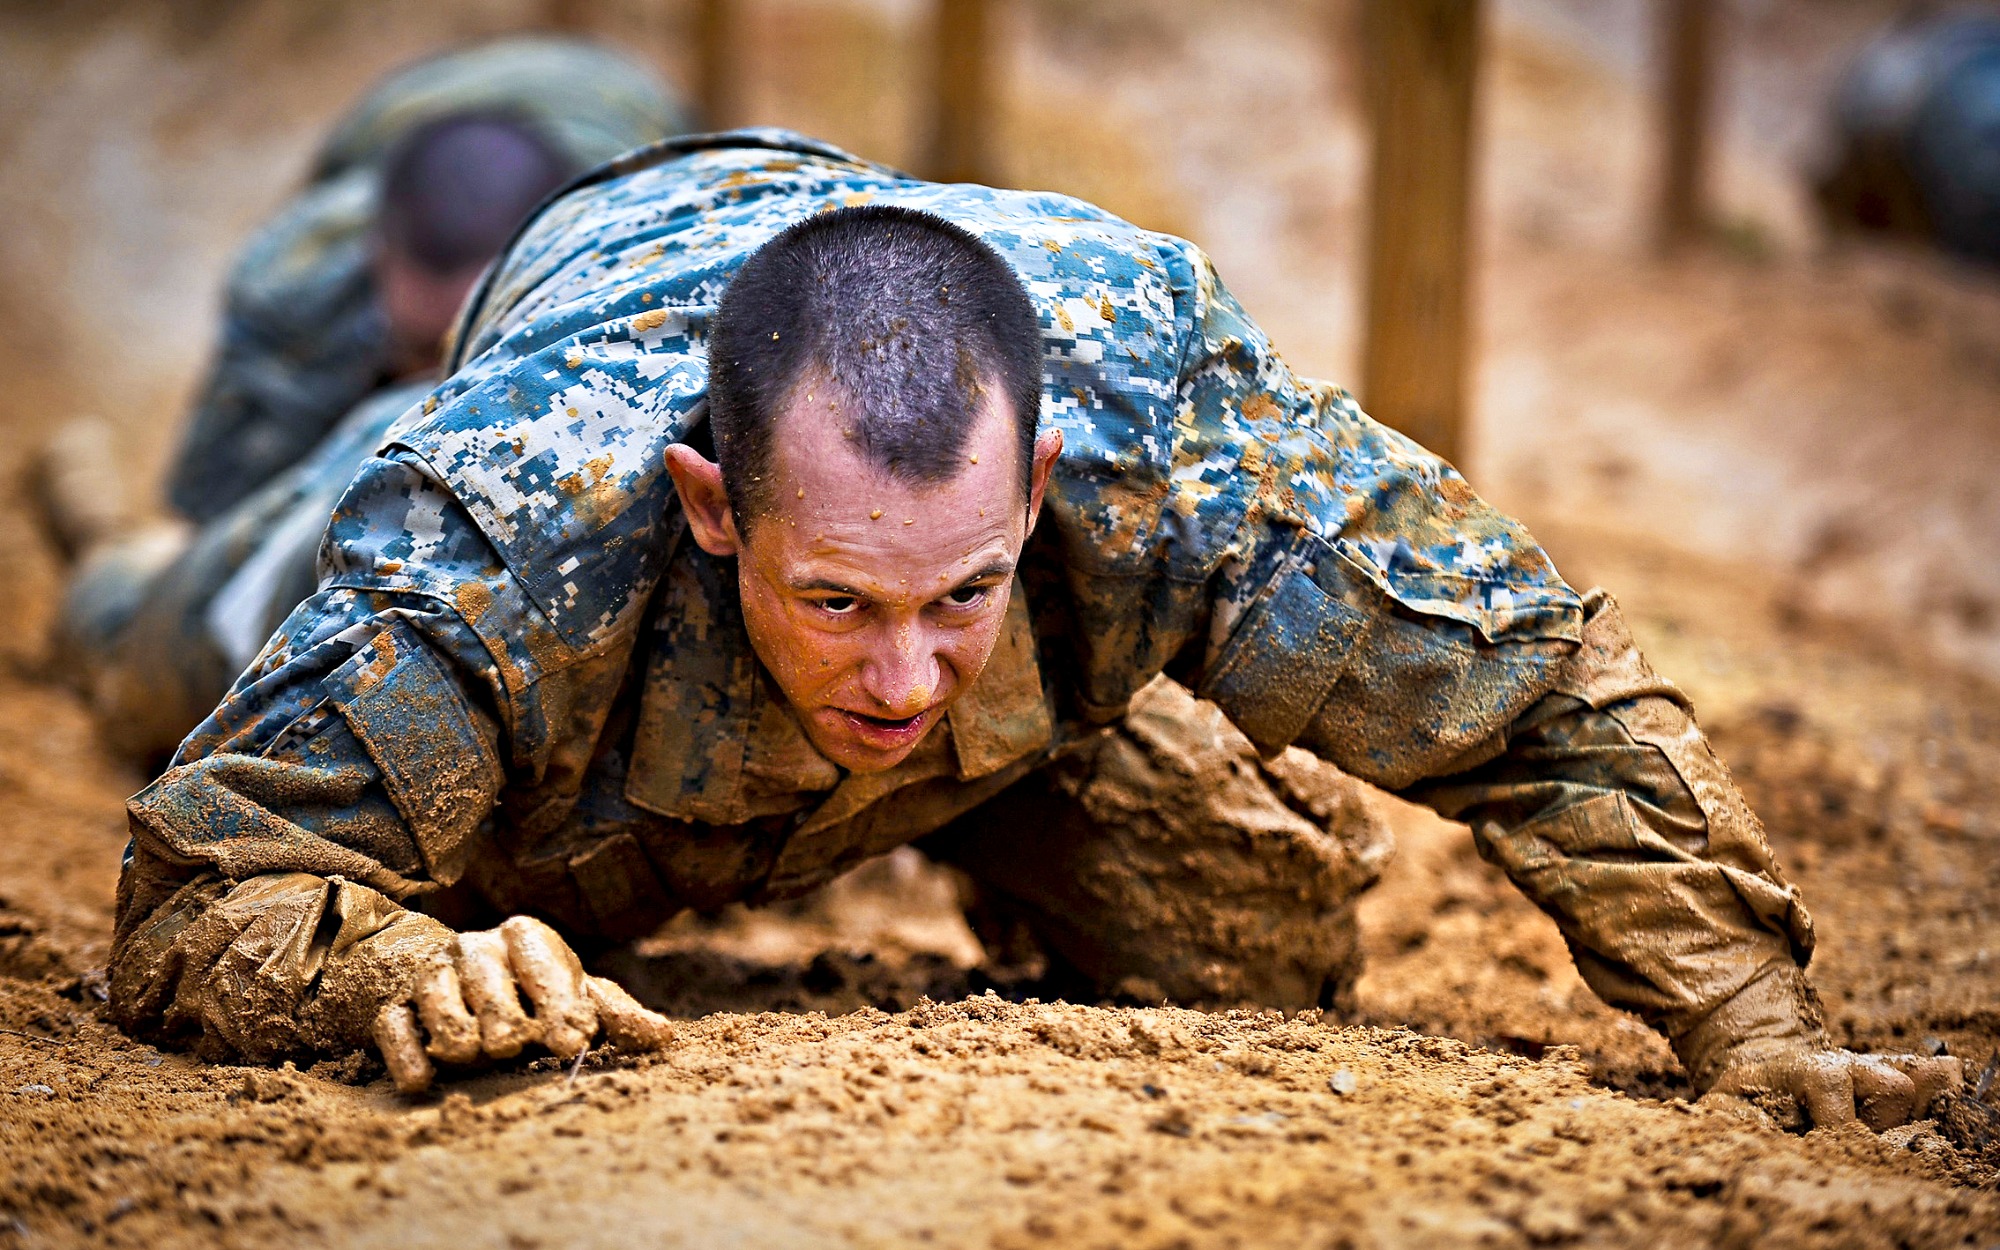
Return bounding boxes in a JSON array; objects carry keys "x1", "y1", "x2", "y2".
[
  {"x1": 373, "y1": 243, "x2": 486, "y2": 377},
  {"x1": 666, "y1": 390, "x2": 1061, "y2": 774}
]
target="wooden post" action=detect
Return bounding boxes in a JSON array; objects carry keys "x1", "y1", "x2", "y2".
[
  {"x1": 926, "y1": 0, "x2": 994, "y2": 184},
  {"x1": 1359, "y1": 0, "x2": 1480, "y2": 468},
  {"x1": 1656, "y1": 0, "x2": 1720, "y2": 251},
  {"x1": 543, "y1": 0, "x2": 589, "y2": 30},
  {"x1": 694, "y1": 0, "x2": 740, "y2": 131},
  {"x1": 1656, "y1": 0, "x2": 1714, "y2": 251}
]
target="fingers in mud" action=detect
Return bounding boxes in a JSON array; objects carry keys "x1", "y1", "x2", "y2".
[
  {"x1": 501, "y1": 916, "x2": 596, "y2": 1060},
  {"x1": 456, "y1": 929, "x2": 539, "y2": 1058},
  {"x1": 585, "y1": 975, "x2": 675, "y2": 1052},
  {"x1": 372, "y1": 1002, "x2": 435, "y2": 1095},
  {"x1": 415, "y1": 952, "x2": 482, "y2": 1064}
]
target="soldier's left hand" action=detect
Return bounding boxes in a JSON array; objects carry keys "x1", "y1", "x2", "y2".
[{"x1": 1700, "y1": 1043, "x2": 1962, "y2": 1131}]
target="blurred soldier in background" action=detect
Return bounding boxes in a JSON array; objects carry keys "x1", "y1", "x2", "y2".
[
  {"x1": 1817, "y1": 5, "x2": 2000, "y2": 266},
  {"x1": 174, "y1": 36, "x2": 690, "y2": 520},
  {"x1": 43, "y1": 37, "x2": 688, "y2": 765}
]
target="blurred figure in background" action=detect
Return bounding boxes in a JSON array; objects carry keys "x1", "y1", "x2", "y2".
[
  {"x1": 44, "y1": 37, "x2": 689, "y2": 767},
  {"x1": 174, "y1": 36, "x2": 690, "y2": 521},
  {"x1": 1817, "y1": 5, "x2": 2000, "y2": 266}
]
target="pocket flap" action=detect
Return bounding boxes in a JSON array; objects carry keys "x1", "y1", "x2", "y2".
[{"x1": 332, "y1": 619, "x2": 501, "y2": 885}]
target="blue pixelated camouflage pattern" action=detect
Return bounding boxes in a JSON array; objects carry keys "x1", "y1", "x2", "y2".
[
  {"x1": 114, "y1": 132, "x2": 1814, "y2": 1066},
  {"x1": 164, "y1": 37, "x2": 691, "y2": 524}
]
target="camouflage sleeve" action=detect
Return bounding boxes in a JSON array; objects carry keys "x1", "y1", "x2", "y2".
[
  {"x1": 110, "y1": 449, "x2": 621, "y2": 1062},
  {"x1": 1397, "y1": 594, "x2": 1819, "y2": 1085},
  {"x1": 1165, "y1": 263, "x2": 1814, "y2": 1078}
]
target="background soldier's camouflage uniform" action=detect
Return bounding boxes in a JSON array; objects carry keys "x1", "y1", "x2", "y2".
[
  {"x1": 59, "y1": 37, "x2": 687, "y2": 763},
  {"x1": 111, "y1": 132, "x2": 1818, "y2": 1089},
  {"x1": 62, "y1": 381, "x2": 430, "y2": 763},
  {"x1": 166, "y1": 35, "x2": 691, "y2": 524}
]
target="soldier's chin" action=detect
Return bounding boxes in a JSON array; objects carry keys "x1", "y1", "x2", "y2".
[{"x1": 807, "y1": 706, "x2": 940, "y2": 772}]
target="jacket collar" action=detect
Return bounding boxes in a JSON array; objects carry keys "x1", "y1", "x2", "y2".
[{"x1": 624, "y1": 544, "x2": 1052, "y2": 827}]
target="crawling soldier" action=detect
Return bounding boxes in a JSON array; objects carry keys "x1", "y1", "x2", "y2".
[
  {"x1": 48, "y1": 38, "x2": 686, "y2": 764},
  {"x1": 110, "y1": 130, "x2": 1959, "y2": 1130}
]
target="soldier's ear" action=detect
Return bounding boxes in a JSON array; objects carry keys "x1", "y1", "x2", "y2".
[
  {"x1": 1024, "y1": 427, "x2": 1063, "y2": 536},
  {"x1": 664, "y1": 443, "x2": 742, "y2": 557}
]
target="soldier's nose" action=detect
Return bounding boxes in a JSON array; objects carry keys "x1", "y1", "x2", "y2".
[{"x1": 864, "y1": 630, "x2": 940, "y2": 716}]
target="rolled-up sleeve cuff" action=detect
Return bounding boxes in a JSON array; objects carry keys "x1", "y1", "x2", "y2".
[
  {"x1": 331, "y1": 617, "x2": 502, "y2": 886},
  {"x1": 1199, "y1": 535, "x2": 1369, "y2": 753}
]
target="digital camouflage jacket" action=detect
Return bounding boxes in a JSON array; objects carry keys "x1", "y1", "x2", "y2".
[
  {"x1": 112, "y1": 132, "x2": 1818, "y2": 1084},
  {"x1": 164, "y1": 36, "x2": 690, "y2": 524}
]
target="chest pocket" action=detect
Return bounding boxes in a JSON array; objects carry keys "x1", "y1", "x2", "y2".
[{"x1": 623, "y1": 545, "x2": 764, "y2": 825}]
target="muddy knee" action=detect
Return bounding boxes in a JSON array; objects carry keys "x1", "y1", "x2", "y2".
[{"x1": 932, "y1": 677, "x2": 1390, "y2": 1009}]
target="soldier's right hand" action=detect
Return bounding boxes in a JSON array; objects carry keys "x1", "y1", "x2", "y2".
[{"x1": 370, "y1": 915, "x2": 674, "y2": 1094}]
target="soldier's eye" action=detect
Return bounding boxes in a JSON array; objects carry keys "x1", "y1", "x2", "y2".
[
  {"x1": 943, "y1": 585, "x2": 987, "y2": 608},
  {"x1": 818, "y1": 596, "x2": 860, "y2": 615}
]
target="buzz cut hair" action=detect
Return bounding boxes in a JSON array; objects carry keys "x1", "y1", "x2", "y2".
[{"x1": 706, "y1": 204, "x2": 1044, "y2": 524}]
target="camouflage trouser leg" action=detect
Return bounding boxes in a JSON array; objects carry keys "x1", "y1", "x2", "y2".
[
  {"x1": 922, "y1": 677, "x2": 1393, "y2": 1011},
  {"x1": 56, "y1": 524, "x2": 234, "y2": 766},
  {"x1": 57, "y1": 487, "x2": 327, "y2": 766}
]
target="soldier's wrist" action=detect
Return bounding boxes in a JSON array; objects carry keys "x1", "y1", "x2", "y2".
[
  {"x1": 1669, "y1": 962, "x2": 1828, "y2": 1092},
  {"x1": 301, "y1": 902, "x2": 459, "y2": 1056}
]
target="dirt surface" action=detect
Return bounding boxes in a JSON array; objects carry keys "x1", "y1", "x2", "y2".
[
  {"x1": 5, "y1": 1, "x2": 2000, "y2": 1246},
  {"x1": 7, "y1": 611, "x2": 2000, "y2": 1247}
]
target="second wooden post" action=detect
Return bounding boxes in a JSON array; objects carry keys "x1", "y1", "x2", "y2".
[
  {"x1": 1359, "y1": 0, "x2": 1481, "y2": 469},
  {"x1": 1656, "y1": 0, "x2": 1714, "y2": 251},
  {"x1": 927, "y1": 0, "x2": 994, "y2": 185},
  {"x1": 695, "y1": 0, "x2": 740, "y2": 131}
]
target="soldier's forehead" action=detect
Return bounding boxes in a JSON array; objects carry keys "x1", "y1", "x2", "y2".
[{"x1": 747, "y1": 389, "x2": 1026, "y2": 523}]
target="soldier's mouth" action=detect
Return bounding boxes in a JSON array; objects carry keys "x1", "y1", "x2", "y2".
[{"x1": 836, "y1": 709, "x2": 932, "y2": 749}]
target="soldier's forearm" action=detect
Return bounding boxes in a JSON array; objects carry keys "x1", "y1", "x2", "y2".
[{"x1": 1405, "y1": 592, "x2": 1816, "y2": 1049}]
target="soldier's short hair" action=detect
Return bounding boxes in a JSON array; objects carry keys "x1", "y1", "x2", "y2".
[
  {"x1": 377, "y1": 113, "x2": 574, "y2": 276},
  {"x1": 707, "y1": 204, "x2": 1042, "y2": 524}
]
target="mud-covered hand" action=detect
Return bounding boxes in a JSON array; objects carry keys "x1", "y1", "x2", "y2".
[
  {"x1": 1680, "y1": 966, "x2": 1960, "y2": 1131},
  {"x1": 369, "y1": 915, "x2": 674, "y2": 1094},
  {"x1": 1702, "y1": 1044, "x2": 1962, "y2": 1130}
]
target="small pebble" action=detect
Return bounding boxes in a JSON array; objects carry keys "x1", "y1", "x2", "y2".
[{"x1": 1328, "y1": 1069, "x2": 1357, "y2": 1096}]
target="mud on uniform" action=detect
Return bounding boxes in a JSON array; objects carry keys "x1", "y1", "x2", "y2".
[
  {"x1": 59, "y1": 38, "x2": 687, "y2": 761},
  {"x1": 110, "y1": 133, "x2": 1816, "y2": 1088}
]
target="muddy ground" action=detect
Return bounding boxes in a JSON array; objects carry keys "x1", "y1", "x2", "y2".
[
  {"x1": 7, "y1": 542, "x2": 2000, "y2": 1248},
  {"x1": 4, "y1": 1, "x2": 2000, "y2": 1246}
]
